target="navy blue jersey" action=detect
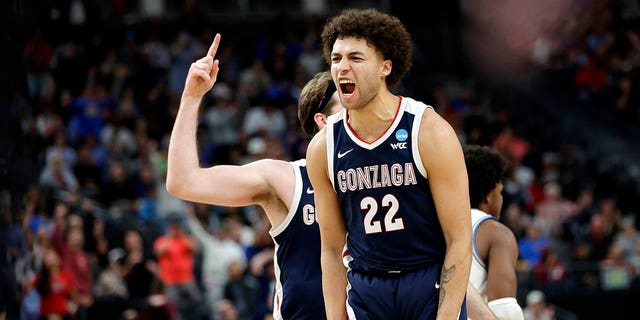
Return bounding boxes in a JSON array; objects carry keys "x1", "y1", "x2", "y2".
[
  {"x1": 326, "y1": 97, "x2": 446, "y2": 273},
  {"x1": 269, "y1": 159, "x2": 325, "y2": 320}
]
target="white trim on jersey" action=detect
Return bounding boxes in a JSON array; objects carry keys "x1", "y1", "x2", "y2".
[
  {"x1": 268, "y1": 159, "x2": 305, "y2": 320},
  {"x1": 471, "y1": 209, "x2": 496, "y2": 270},
  {"x1": 326, "y1": 112, "x2": 340, "y2": 187},
  {"x1": 268, "y1": 159, "x2": 305, "y2": 238},
  {"x1": 469, "y1": 208, "x2": 497, "y2": 300},
  {"x1": 346, "y1": 280, "x2": 357, "y2": 320},
  {"x1": 404, "y1": 98, "x2": 430, "y2": 178}
]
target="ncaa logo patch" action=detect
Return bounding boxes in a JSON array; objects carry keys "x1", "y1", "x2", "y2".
[{"x1": 395, "y1": 129, "x2": 408, "y2": 142}]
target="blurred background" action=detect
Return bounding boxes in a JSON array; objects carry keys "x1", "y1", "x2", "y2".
[{"x1": 1, "y1": 0, "x2": 640, "y2": 319}]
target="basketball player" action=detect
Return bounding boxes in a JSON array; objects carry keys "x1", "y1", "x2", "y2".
[
  {"x1": 306, "y1": 8, "x2": 472, "y2": 319},
  {"x1": 166, "y1": 33, "x2": 341, "y2": 319},
  {"x1": 464, "y1": 144, "x2": 524, "y2": 320}
]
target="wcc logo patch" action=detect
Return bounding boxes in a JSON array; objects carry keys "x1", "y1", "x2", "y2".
[{"x1": 391, "y1": 129, "x2": 408, "y2": 150}]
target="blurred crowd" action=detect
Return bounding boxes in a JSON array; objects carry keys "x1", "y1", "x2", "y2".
[{"x1": 2, "y1": 0, "x2": 640, "y2": 320}]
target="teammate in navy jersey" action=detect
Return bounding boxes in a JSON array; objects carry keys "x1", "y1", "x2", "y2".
[
  {"x1": 464, "y1": 144, "x2": 524, "y2": 320},
  {"x1": 306, "y1": 9, "x2": 472, "y2": 319},
  {"x1": 166, "y1": 33, "x2": 342, "y2": 319}
]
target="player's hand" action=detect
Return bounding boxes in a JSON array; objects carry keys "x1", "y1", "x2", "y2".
[{"x1": 183, "y1": 33, "x2": 221, "y2": 98}]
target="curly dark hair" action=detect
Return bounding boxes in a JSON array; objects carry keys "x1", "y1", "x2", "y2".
[
  {"x1": 463, "y1": 144, "x2": 508, "y2": 208},
  {"x1": 321, "y1": 8, "x2": 413, "y2": 87}
]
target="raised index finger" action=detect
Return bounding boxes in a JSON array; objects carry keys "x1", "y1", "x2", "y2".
[{"x1": 208, "y1": 33, "x2": 221, "y2": 58}]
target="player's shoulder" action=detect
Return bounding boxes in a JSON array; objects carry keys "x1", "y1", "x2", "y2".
[
  {"x1": 414, "y1": 103, "x2": 458, "y2": 146},
  {"x1": 421, "y1": 105, "x2": 448, "y2": 128},
  {"x1": 247, "y1": 158, "x2": 294, "y2": 179},
  {"x1": 481, "y1": 219, "x2": 518, "y2": 248},
  {"x1": 400, "y1": 97, "x2": 448, "y2": 132},
  {"x1": 401, "y1": 96, "x2": 432, "y2": 114},
  {"x1": 248, "y1": 158, "x2": 291, "y2": 169}
]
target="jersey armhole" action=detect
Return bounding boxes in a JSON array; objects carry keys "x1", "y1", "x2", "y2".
[
  {"x1": 410, "y1": 103, "x2": 429, "y2": 178},
  {"x1": 326, "y1": 115, "x2": 337, "y2": 187},
  {"x1": 472, "y1": 215, "x2": 498, "y2": 269},
  {"x1": 269, "y1": 161, "x2": 303, "y2": 238}
]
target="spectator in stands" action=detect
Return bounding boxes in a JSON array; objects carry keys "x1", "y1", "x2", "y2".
[
  {"x1": 586, "y1": 197, "x2": 621, "y2": 260},
  {"x1": 237, "y1": 59, "x2": 272, "y2": 107},
  {"x1": 121, "y1": 229, "x2": 156, "y2": 309},
  {"x1": 153, "y1": 214, "x2": 204, "y2": 320},
  {"x1": 241, "y1": 96, "x2": 287, "y2": 138},
  {"x1": 90, "y1": 248, "x2": 130, "y2": 320},
  {"x1": 518, "y1": 222, "x2": 552, "y2": 269},
  {"x1": 23, "y1": 29, "x2": 54, "y2": 100},
  {"x1": 524, "y1": 289, "x2": 579, "y2": 320},
  {"x1": 223, "y1": 260, "x2": 259, "y2": 320},
  {"x1": 100, "y1": 160, "x2": 136, "y2": 209},
  {"x1": 534, "y1": 181, "x2": 578, "y2": 238},
  {"x1": 612, "y1": 216, "x2": 640, "y2": 257},
  {"x1": 600, "y1": 244, "x2": 634, "y2": 289},
  {"x1": 39, "y1": 151, "x2": 79, "y2": 192},
  {"x1": 493, "y1": 125, "x2": 530, "y2": 164},
  {"x1": 532, "y1": 247, "x2": 567, "y2": 289},
  {"x1": 33, "y1": 248, "x2": 78, "y2": 320},
  {"x1": 628, "y1": 241, "x2": 640, "y2": 278},
  {"x1": 203, "y1": 82, "x2": 242, "y2": 165},
  {"x1": 523, "y1": 290, "x2": 554, "y2": 320},
  {"x1": 46, "y1": 132, "x2": 78, "y2": 169},
  {"x1": 52, "y1": 207, "x2": 92, "y2": 320},
  {"x1": 214, "y1": 299, "x2": 240, "y2": 320},
  {"x1": 73, "y1": 144, "x2": 102, "y2": 198},
  {"x1": 184, "y1": 205, "x2": 246, "y2": 310}
]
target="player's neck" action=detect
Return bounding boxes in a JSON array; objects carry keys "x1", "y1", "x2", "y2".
[{"x1": 347, "y1": 93, "x2": 399, "y2": 141}]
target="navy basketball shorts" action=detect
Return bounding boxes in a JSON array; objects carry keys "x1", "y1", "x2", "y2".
[{"x1": 345, "y1": 263, "x2": 467, "y2": 319}]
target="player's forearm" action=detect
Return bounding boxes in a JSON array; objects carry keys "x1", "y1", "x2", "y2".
[
  {"x1": 436, "y1": 240, "x2": 472, "y2": 320},
  {"x1": 321, "y1": 249, "x2": 348, "y2": 320},
  {"x1": 166, "y1": 94, "x2": 203, "y2": 196},
  {"x1": 467, "y1": 283, "x2": 498, "y2": 320}
]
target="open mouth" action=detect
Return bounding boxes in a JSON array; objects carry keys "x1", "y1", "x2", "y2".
[{"x1": 339, "y1": 80, "x2": 355, "y2": 95}]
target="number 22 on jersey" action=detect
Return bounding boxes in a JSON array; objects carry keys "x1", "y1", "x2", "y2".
[{"x1": 361, "y1": 194, "x2": 405, "y2": 234}]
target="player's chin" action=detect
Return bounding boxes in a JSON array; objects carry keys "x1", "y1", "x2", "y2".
[{"x1": 340, "y1": 92, "x2": 357, "y2": 107}]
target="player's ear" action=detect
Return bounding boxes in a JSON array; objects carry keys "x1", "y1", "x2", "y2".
[
  {"x1": 314, "y1": 113, "x2": 327, "y2": 130},
  {"x1": 381, "y1": 59, "x2": 392, "y2": 77}
]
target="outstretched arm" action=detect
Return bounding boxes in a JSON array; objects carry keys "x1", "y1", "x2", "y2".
[
  {"x1": 165, "y1": 34, "x2": 291, "y2": 218},
  {"x1": 420, "y1": 109, "x2": 472, "y2": 320},
  {"x1": 306, "y1": 129, "x2": 348, "y2": 320}
]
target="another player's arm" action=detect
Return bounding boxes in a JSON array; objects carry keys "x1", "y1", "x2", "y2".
[
  {"x1": 467, "y1": 283, "x2": 498, "y2": 320},
  {"x1": 420, "y1": 109, "x2": 472, "y2": 320},
  {"x1": 166, "y1": 33, "x2": 287, "y2": 212},
  {"x1": 306, "y1": 128, "x2": 348, "y2": 320},
  {"x1": 484, "y1": 222, "x2": 524, "y2": 320}
]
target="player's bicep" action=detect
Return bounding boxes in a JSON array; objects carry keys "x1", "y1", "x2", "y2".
[
  {"x1": 486, "y1": 225, "x2": 519, "y2": 300},
  {"x1": 306, "y1": 131, "x2": 346, "y2": 250},
  {"x1": 182, "y1": 160, "x2": 275, "y2": 206},
  {"x1": 420, "y1": 114, "x2": 470, "y2": 241}
]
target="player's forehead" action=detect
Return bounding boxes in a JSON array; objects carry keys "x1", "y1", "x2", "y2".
[{"x1": 331, "y1": 36, "x2": 376, "y2": 56}]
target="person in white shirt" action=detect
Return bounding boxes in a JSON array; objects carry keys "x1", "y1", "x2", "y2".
[{"x1": 464, "y1": 144, "x2": 524, "y2": 320}]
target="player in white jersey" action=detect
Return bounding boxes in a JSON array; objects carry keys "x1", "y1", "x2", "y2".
[
  {"x1": 463, "y1": 144, "x2": 524, "y2": 320},
  {"x1": 166, "y1": 33, "x2": 342, "y2": 319}
]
